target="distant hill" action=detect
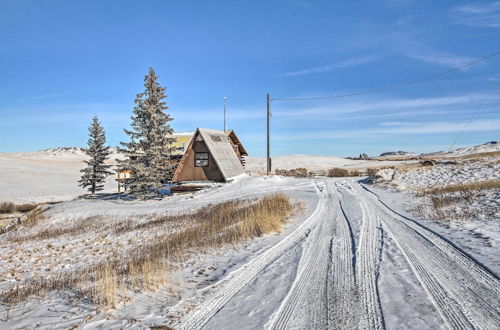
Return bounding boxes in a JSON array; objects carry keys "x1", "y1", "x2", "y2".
[
  {"x1": 13, "y1": 146, "x2": 123, "y2": 163},
  {"x1": 379, "y1": 151, "x2": 417, "y2": 157},
  {"x1": 423, "y1": 141, "x2": 500, "y2": 157}
]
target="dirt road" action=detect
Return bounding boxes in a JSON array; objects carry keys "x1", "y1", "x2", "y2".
[{"x1": 178, "y1": 178, "x2": 500, "y2": 330}]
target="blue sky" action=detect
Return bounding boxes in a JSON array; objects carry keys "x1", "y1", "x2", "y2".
[{"x1": 0, "y1": 0, "x2": 499, "y2": 156}]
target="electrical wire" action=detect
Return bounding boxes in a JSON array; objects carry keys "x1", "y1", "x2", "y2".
[
  {"x1": 272, "y1": 51, "x2": 500, "y2": 101},
  {"x1": 447, "y1": 94, "x2": 489, "y2": 153}
]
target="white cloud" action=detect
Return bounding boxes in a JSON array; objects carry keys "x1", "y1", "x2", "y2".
[
  {"x1": 269, "y1": 118, "x2": 500, "y2": 141},
  {"x1": 281, "y1": 54, "x2": 379, "y2": 77},
  {"x1": 404, "y1": 49, "x2": 474, "y2": 67},
  {"x1": 272, "y1": 93, "x2": 500, "y2": 118},
  {"x1": 393, "y1": 37, "x2": 476, "y2": 67},
  {"x1": 454, "y1": 2, "x2": 500, "y2": 27},
  {"x1": 454, "y1": 1, "x2": 500, "y2": 14},
  {"x1": 374, "y1": 119, "x2": 500, "y2": 134}
]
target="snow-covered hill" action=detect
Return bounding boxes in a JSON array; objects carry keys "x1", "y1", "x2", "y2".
[
  {"x1": 424, "y1": 141, "x2": 500, "y2": 157},
  {"x1": 16, "y1": 147, "x2": 123, "y2": 162},
  {"x1": 0, "y1": 147, "x2": 121, "y2": 203},
  {"x1": 1, "y1": 140, "x2": 497, "y2": 202},
  {"x1": 379, "y1": 151, "x2": 417, "y2": 157}
]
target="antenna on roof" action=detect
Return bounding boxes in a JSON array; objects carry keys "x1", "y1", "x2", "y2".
[{"x1": 223, "y1": 96, "x2": 227, "y2": 133}]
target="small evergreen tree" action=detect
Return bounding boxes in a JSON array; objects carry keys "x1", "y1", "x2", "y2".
[
  {"x1": 118, "y1": 67, "x2": 177, "y2": 196},
  {"x1": 79, "y1": 116, "x2": 113, "y2": 194}
]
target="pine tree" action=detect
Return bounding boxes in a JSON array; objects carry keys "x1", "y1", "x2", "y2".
[
  {"x1": 118, "y1": 67, "x2": 177, "y2": 196},
  {"x1": 79, "y1": 116, "x2": 113, "y2": 194}
]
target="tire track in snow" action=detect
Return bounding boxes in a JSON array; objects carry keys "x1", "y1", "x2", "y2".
[
  {"x1": 270, "y1": 180, "x2": 384, "y2": 330},
  {"x1": 177, "y1": 181, "x2": 328, "y2": 330},
  {"x1": 346, "y1": 182, "x2": 385, "y2": 330},
  {"x1": 327, "y1": 182, "x2": 356, "y2": 329},
  {"x1": 363, "y1": 184, "x2": 500, "y2": 296},
  {"x1": 353, "y1": 182, "x2": 500, "y2": 330},
  {"x1": 268, "y1": 194, "x2": 333, "y2": 329}
]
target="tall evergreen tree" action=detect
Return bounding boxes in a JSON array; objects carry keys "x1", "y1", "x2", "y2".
[
  {"x1": 119, "y1": 67, "x2": 177, "y2": 195},
  {"x1": 78, "y1": 116, "x2": 113, "y2": 194}
]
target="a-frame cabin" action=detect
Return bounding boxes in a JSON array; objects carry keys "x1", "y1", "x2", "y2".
[{"x1": 172, "y1": 128, "x2": 247, "y2": 183}]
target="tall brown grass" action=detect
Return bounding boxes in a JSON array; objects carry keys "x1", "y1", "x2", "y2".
[
  {"x1": 0, "y1": 202, "x2": 38, "y2": 214},
  {"x1": 0, "y1": 194, "x2": 296, "y2": 307},
  {"x1": 7, "y1": 215, "x2": 102, "y2": 243},
  {"x1": 412, "y1": 180, "x2": 499, "y2": 221},
  {"x1": 418, "y1": 180, "x2": 500, "y2": 196},
  {"x1": 0, "y1": 205, "x2": 47, "y2": 235}
]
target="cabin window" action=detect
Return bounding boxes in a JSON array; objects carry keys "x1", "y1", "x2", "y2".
[{"x1": 195, "y1": 152, "x2": 209, "y2": 167}]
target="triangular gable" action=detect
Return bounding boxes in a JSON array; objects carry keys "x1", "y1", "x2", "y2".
[{"x1": 226, "y1": 130, "x2": 248, "y2": 156}]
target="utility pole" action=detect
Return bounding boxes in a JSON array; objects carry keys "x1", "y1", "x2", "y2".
[
  {"x1": 224, "y1": 96, "x2": 227, "y2": 133},
  {"x1": 266, "y1": 93, "x2": 271, "y2": 176}
]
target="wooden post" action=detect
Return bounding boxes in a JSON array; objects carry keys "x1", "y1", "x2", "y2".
[{"x1": 266, "y1": 93, "x2": 271, "y2": 176}]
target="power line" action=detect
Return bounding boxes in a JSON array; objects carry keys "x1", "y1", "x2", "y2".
[
  {"x1": 447, "y1": 94, "x2": 489, "y2": 153},
  {"x1": 272, "y1": 51, "x2": 500, "y2": 102}
]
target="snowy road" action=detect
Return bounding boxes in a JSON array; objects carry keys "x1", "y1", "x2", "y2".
[{"x1": 177, "y1": 178, "x2": 500, "y2": 330}]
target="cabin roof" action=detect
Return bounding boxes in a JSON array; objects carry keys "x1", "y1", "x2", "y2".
[
  {"x1": 172, "y1": 128, "x2": 245, "y2": 182},
  {"x1": 197, "y1": 128, "x2": 245, "y2": 180}
]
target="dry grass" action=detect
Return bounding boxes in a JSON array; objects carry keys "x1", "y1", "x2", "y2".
[
  {"x1": 327, "y1": 168, "x2": 368, "y2": 177},
  {"x1": 328, "y1": 168, "x2": 352, "y2": 177},
  {"x1": 412, "y1": 180, "x2": 499, "y2": 221},
  {"x1": 0, "y1": 194, "x2": 296, "y2": 307},
  {"x1": 92, "y1": 265, "x2": 119, "y2": 307},
  {"x1": 450, "y1": 151, "x2": 500, "y2": 160},
  {"x1": 0, "y1": 202, "x2": 38, "y2": 214},
  {"x1": 8, "y1": 216, "x2": 101, "y2": 243},
  {"x1": 418, "y1": 180, "x2": 500, "y2": 196},
  {"x1": 0, "y1": 205, "x2": 48, "y2": 235},
  {"x1": 21, "y1": 206, "x2": 48, "y2": 225},
  {"x1": 275, "y1": 168, "x2": 309, "y2": 177}
]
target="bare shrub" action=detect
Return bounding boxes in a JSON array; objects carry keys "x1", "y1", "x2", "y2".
[
  {"x1": 275, "y1": 168, "x2": 308, "y2": 177},
  {"x1": 0, "y1": 202, "x2": 38, "y2": 214},
  {"x1": 328, "y1": 168, "x2": 351, "y2": 177},
  {"x1": 0, "y1": 202, "x2": 15, "y2": 213},
  {"x1": 366, "y1": 168, "x2": 379, "y2": 176}
]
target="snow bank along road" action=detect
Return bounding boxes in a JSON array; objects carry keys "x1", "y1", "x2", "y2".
[{"x1": 176, "y1": 178, "x2": 500, "y2": 330}]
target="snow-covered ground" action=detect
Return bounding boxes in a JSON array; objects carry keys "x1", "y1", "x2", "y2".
[
  {"x1": 423, "y1": 140, "x2": 500, "y2": 157},
  {"x1": 0, "y1": 148, "x2": 122, "y2": 203},
  {"x1": 0, "y1": 143, "x2": 499, "y2": 329},
  {"x1": 5, "y1": 141, "x2": 496, "y2": 204},
  {"x1": 244, "y1": 154, "x2": 415, "y2": 172},
  {"x1": 371, "y1": 154, "x2": 499, "y2": 273},
  {"x1": 1, "y1": 175, "x2": 498, "y2": 329},
  {"x1": 377, "y1": 156, "x2": 500, "y2": 189},
  {"x1": 374, "y1": 156, "x2": 499, "y2": 221},
  {"x1": 0, "y1": 149, "x2": 414, "y2": 204}
]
